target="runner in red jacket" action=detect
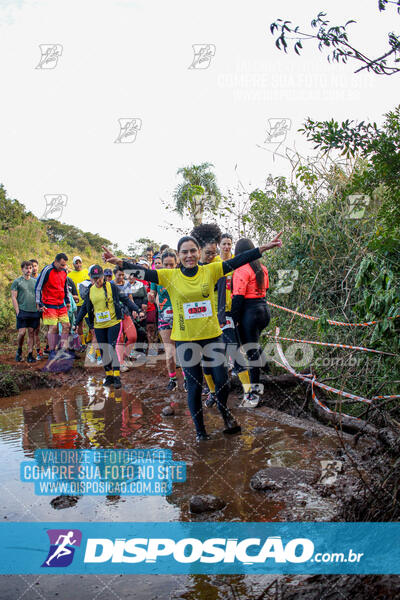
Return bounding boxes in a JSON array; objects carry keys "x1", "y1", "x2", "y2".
[{"x1": 35, "y1": 253, "x2": 71, "y2": 358}]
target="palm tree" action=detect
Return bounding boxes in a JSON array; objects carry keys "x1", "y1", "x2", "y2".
[{"x1": 173, "y1": 162, "x2": 222, "y2": 226}]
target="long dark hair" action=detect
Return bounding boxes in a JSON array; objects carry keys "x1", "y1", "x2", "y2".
[{"x1": 234, "y1": 238, "x2": 265, "y2": 290}]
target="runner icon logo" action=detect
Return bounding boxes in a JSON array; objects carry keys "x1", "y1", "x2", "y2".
[{"x1": 42, "y1": 529, "x2": 82, "y2": 568}]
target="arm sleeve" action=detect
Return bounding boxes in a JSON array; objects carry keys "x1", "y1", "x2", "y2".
[
  {"x1": 122, "y1": 260, "x2": 159, "y2": 284},
  {"x1": 115, "y1": 286, "x2": 140, "y2": 314},
  {"x1": 75, "y1": 295, "x2": 89, "y2": 326},
  {"x1": 68, "y1": 278, "x2": 78, "y2": 296},
  {"x1": 126, "y1": 298, "x2": 140, "y2": 313},
  {"x1": 216, "y1": 277, "x2": 227, "y2": 325},
  {"x1": 35, "y1": 267, "x2": 50, "y2": 305},
  {"x1": 230, "y1": 294, "x2": 245, "y2": 325},
  {"x1": 222, "y1": 247, "x2": 262, "y2": 275},
  {"x1": 64, "y1": 275, "x2": 69, "y2": 305}
]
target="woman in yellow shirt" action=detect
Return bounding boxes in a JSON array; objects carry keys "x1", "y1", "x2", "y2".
[
  {"x1": 75, "y1": 265, "x2": 139, "y2": 389},
  {"x1": 102, "y1": 232, "x2": 282, "y2": 441}
]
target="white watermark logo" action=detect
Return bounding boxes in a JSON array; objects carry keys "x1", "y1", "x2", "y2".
[
  {"x1": 319, "y1": 460, "x2": 343, "y2": 486},
  {"x1": 275, "y1": 269, "x2": 298, "y2": 294},
  {"x1": 188, "y1": 44, "x2": 216, "y2": 70},
  {"x1": 114, "y1": 118, "x2": 142, "y2": 143},
  {"x1": 264, "y1": 118, "x2": 291, "y2": 145},
  {"x1": 347, "y1": 194, "x2": 370, "y2": 219},
  {"x1": 36, "y1": 44, "x2": 63, "y2": 69},
  {"x1": 42, "y1": 194, "x2": 68, "y2": 220},
  {"x1": 84, "y1": 536, "x2": 314, "y2": 564}
]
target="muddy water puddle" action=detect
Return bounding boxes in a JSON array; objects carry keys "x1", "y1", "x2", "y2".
[
  {"x1": 0, "y1": 375, "x2": 341, "y2": 599},
  {"x1": 0, "y1": 376, "x2": 339, "y2": 522}
]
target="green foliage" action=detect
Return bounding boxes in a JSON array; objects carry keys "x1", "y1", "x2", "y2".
[
  {"x1": 0, "y1": 184, "x2": 32, "y2": 231},
  {"x1": 127, "y1": 238, "x2": 161, "y2": 257},
  {"x1": 300, "y1": 106, "x2": 400, "y2": 229},
  {"x1": 0, "y1": 184, "x2": 113, "y2": 331},
  {"x1": 43, "y1": 219, "x2": 112, "y2": 253},
  {"x1": 354, "y1": 234, "x2": 400, "y2": 351},
  {"x1": 270, "y1": 4, "x2": 400, "y2": 75},
  {"x1": 245, "y1": 150, "x2": 400, "y2": 408},
  {"x1": 173, "y1": 162, "x2": 222, "y2": 225}
]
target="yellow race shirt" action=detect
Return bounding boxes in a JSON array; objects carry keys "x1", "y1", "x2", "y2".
[
  {"x1": 89, "y1": 281, "x2": 120, "y2": 329},
  {"x1": 68, "y1": 268, "x2": 89, "y2": 306},
  {"x1": 157, "y1": 261, "x2": 224, "y2": 341}
]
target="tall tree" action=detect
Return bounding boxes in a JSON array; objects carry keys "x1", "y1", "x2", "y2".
[{"x1": 173, "y1": 162, "x2": 222, "y2": 226}]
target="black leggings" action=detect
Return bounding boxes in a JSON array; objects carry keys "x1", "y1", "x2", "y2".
[
  {"x1": 221, "y1": 320, "x2": 246, "y2": 373},
  {"x1": 176, "y1": 336, "x2": 231, "y2": 436},
  {"x1": 237, "y1": 299, "x2": 270, "y2": 384},
  {"x1": 94, "y1": 323, "x2": 122, "y2": 372}
]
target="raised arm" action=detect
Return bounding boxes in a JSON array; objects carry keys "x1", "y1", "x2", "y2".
[
  {"x1": 101, "y1": 246, "x2": 159, "y2": 284},
  {"x1": 222, "y1": 232, "x2": 283, "y2": 275}
]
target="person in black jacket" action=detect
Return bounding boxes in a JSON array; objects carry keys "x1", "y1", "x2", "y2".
[{"x1": 75, "y1": 265, "x2": 139, "y2": 388}]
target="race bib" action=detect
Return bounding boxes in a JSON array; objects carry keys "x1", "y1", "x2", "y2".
[
  {"x1": 183, "y1": 300, "x2": 212, "y2": 320},
  {"x1": 222, "y1": 316, "x2": 234, "y2": 330},
  {"x1": 95, "y1": 310, "x2": 111, "y2": 323},
  {"x1": 163, "y1": 308, "x2": 173, "y2": 317}
]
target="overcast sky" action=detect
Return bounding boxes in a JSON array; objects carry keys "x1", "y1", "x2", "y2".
[{"x1": 0, "y1": 0, "x2": 398, "y2": 251}]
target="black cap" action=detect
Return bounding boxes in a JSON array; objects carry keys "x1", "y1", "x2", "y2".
[{"x1": 89, "y1": 264, "x2": 104, "y2": 279}]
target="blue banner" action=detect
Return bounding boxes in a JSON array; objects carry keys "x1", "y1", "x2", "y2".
[{"x1": 1, "y1": 522, "x2": 399, "y2": 574}]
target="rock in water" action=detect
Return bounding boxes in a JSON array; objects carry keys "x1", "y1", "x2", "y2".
[
  {"x1": 50, "y1": 495, "x2": 79, "y2": 510},
  {"x1": 162, "y1": 406, "x2": 175, "y2": 416},
  {"x1": 189, "y1": 495, "x2": 226, "y2": 514},
  {"x1": 250, "y1": 467, "x2": 315, "y2": 491}
]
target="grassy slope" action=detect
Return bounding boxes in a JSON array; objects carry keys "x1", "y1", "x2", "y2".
[{"x1": 0, "y1": 215, "x2": 104, "y2": 332}]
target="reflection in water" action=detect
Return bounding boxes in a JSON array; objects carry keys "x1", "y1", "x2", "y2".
[
  {"x1": 0, "y1": 377, "x2": 338, "y2": 598},
  {"x1": 0, "y1": 379, "x2": 339, "y2": 524}
]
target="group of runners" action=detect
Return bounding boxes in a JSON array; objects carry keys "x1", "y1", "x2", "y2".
[{"x1": 11, "y1": 224, "x2": 282, "y2": 440}]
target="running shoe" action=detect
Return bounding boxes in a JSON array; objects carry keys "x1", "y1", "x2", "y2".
[
  {"x1": 205, "y1": 392, "x2": 216, "y2": 408},
  {"x1": 202, "y1": 385, "x2": 209, "y2": 396},
  {"x1": 103, "y1": 375, "x2": 114, "y2": 387},
  {"x1": 222, "y1": 414, "x2": 241, "y2": 435},
  {"x1": 113, "y1": 376, "x2": 122, "y2": 389},
  {"x1": 27, "y1": 353, "x2": 35, "y2": 363},
  {"x1": 120, "y1": 362, "x2": 130, "y2": 373},
  {"x1": 166, "y1": 378, "x2": 177, "y2": 392},
  {"x1": 241, "y1": 392, "x2": 260, "y2": 408},
  {"x1": 15, "y1": 350, "x2": 22, "y2": 362},
  {"x1": 35, "y1": 351, "x2": 43, "y2": 361},
  {"x1": 96, "y1": 355, "x2": 103, "y2": 366},
  {"x1": 196, "y1": 432, "x2": 211, "y2": 442}
]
